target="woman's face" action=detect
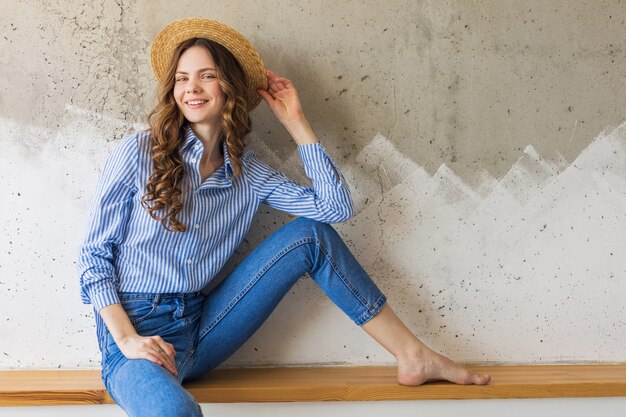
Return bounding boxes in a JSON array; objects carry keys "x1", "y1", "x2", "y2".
[{"x1": 173, "y1": 45, "x2": 225, "y2": 126}]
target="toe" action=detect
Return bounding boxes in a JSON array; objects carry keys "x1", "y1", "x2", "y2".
[{"x1": 474, "y1": 373, "x2": 491, "y2": 385}]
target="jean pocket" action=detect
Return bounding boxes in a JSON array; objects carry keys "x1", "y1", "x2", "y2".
[{"x1": 121, "y1": 297, "x2": 157, "y2": 325}]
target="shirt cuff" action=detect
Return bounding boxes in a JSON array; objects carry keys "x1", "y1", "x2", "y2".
[
  {"x1": 87, "y1": 281, "x2": 121, "y2": 312},
  {"x1": 298, "y1": 142, "x2": 345, "y2": 185}
]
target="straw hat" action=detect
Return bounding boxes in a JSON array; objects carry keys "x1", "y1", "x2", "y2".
[{"x1": 150, "y1": 18, "x2": 267, "y2": 110}]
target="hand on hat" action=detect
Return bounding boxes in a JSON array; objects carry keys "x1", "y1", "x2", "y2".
[
  {"x1": 257, "y1": 70, "x2": 306, "y2": 127},
  {"x1": 257, "y1": 70, "x2": 319, "y2": 146}
]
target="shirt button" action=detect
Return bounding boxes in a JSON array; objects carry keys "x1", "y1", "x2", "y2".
[
  {"x1": 195, "y1": 224, "x2": 200, "y2": 229},
  {"x1": 191, "y1": 158, "x2": 197, "y2": 164},
  {"x1": 186, "y1": 259, "x2": 193, "y2": 265},
  {"x1": 194, "y1": 144, "x2": 201, "y2": 150}
]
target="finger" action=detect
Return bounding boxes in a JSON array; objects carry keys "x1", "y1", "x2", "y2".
[
  {"x1": 162, "y1": 341, "x2": 176, "y2": 358},
  {"x1": 257, "y1": 88, "x2": 276, "y2": 104},
  {"x1": 267, "y1": 70, "x2": 292, "y2": 87},
  {"x1": 270, "y1": 80, "x2": 284, "y2": 91},
  {"x1": 275, "y1": 80, "x2": 289, "y2": 91},
  {"x1": 269, "y1": 73, "x2": 292, "y2": 87},
  {"x1": 274, "y1": 77, "x2": 291, "y2": 86},
  {"x1": 269, "y1": 75, "x2": 288, "y2": 86},
  {"x1": 150, "y1": 337, "x2": 177, "y2": 373},
  {"x1": 148, "y1": 353, "x2": 176, "y2": 377},
  {"x1": 154, "y1": 346, "x2": 177, "y2": 374},
  {"x1": 161, "y1": 356, "x2": 178, "y2": 376},
  {"x1": 155, "y1": 338, "x2": 176, "y2": 357},
  {"x1": 161, "y1": 343, "x2": 177, "y2": 369},
  {"x1": 152, "y1": 348, "x2": 177, "y2": 376},
  {"x1": 270, "y1": 77, "x2": 284, "y2": 88},
  {"x1": 144, "y1": 352, "x2": 164, "y2": 367}
]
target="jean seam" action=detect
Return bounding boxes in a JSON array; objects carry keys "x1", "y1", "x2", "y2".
[
  {"x1": 353, "y1": 293, "x2": 387, "y2": 325},
  {"x1": 103, "y1": 361, "x2": 125, "y2": 409},
  {"x1": 178, "y1": 348, "x2": 196, "y2": 382},
  {"x1": 180, "y1": 316, "x2": 196, "y2": 376},
  {"x1": 103, "y1": 330, "x2": 110, "y2": 356},
  {"x1": 185, "y1": 318, "x2": 194, "y2": 349},
  {"x1": 129, "y1": 302, "x2": 157, "y2": 325},
  {"x1": 315, "y1": 238, "x2": 377, "y2": 314},
  {"x1": 198, "y1": 237, "x2": 313, "y2": 340},
  {"x1": 198, "y1": 234, "x2": 381, "y2": 339}
]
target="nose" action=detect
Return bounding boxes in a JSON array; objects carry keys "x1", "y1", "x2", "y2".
[
  {"x1": 186, "y1": 78, "x2": 201, "y2": 94},
  {"x1": 186, "y1": 83, "x2": 200, "y2": 94}
]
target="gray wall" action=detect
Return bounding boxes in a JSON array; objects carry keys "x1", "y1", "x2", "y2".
[{"x1": 1, "y1": 0, "x2": 624, "y2": 369}]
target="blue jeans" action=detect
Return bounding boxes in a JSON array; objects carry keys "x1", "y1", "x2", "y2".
[{"x1": 95, "y1": 217, "x2": 387, "y2": 417}]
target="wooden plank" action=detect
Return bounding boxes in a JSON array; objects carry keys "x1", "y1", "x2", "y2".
[
  {"x1": 0, "y1": 370, "x2": 108, "y2": 406},
  {"x1": 1, "y1": 365, "x2": 625, "y2": 406},
  {"x1": 184, "y1": 365, "x2": 626, "y2": 402}
]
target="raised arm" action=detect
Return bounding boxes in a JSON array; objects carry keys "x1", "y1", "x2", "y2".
[
  {"x1": 253, "y1": 70, "x2": 353, "y2": 223},
  {"x1": 257, "y1": 69, "x2": 319, "y2": 146},
  {"x1": 246, "y1": 145, "x2": 353, "y2": 223}
]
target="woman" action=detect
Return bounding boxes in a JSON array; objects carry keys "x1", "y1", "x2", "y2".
[{"x1": 77, "y1": 18, "x2": 490, "y2": 417}]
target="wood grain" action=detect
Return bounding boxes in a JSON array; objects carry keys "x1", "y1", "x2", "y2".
[{"x1": 1, "y1": 365, "x2": 625, "y2": 406}]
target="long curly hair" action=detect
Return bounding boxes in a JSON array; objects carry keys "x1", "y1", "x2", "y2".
[{"x1": 142, "y1": 38, "x2": 252, "y2": 232}]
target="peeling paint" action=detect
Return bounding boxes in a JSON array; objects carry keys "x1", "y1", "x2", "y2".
[{"x1": 226, "y1": 122, "x2": 626, "y2": 366}]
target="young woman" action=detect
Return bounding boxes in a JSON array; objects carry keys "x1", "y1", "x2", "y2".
[{"x1": 77, "y1": 18, "x2": 490, "y2": 417}]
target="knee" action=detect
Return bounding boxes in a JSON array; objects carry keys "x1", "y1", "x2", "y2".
[
  {"x1": 160, "y1": 391, "x2": 203, "y2": 417},
  {"x1": 124, "y1": 388, "x2": 201, "y2": 417},
  {"x1": 112, "y1": 386, "x2": 202, "y2": 417},
  {"x1": 115, "y1": 384, "x2": 202, "y2": 417},
  {"x1": 107, "y1": 359, "x2": 203, "y2": 417},
  {"x1": 289, "y1": 217, "x2": 337, "y2": 240}
]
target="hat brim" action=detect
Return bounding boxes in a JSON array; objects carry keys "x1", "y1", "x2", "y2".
[{"x1": 150, "y1": 18, "x2": 267, "y2": 111}]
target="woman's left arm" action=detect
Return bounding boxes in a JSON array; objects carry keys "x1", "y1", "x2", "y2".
[
  {"x1": 256, "y1": 70, "x2": 319, "y2": 146},
  {"x1": 254, "y1": 70, "x2": 352, "y2": 223}
]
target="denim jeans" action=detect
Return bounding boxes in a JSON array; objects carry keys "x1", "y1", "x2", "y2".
[{"x1": 95, "y1": 217, "x2": 387, "y2": 417}]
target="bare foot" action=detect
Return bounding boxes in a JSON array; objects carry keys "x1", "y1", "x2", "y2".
[{"x1": 396, "y1": 347, "x2": 491, "y2": 386}]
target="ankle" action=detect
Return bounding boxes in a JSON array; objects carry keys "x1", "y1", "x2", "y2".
[{"x1": 394, "y1": 343, "x2": 430, "y2": 363}]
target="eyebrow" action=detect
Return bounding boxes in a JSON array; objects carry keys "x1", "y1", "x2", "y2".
[{"x1": 175, "y1": 67, "x2": 216, "y2": 74}]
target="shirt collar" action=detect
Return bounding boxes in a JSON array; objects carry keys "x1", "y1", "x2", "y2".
[{"x1": 181, "y1": 124, "x2": 234, "y2": 178}]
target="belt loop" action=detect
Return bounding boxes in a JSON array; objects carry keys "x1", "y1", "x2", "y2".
[{"x1": 153, "y1": 294, "x2": 161, "y2": 305}]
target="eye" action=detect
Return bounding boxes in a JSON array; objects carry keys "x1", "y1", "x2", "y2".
[
  {"x1": 202, "y1": 74, "x2": 215, "y2": 79},
  {"x1": 176, "y1": 76, "x2": 187, "y2": 82}
]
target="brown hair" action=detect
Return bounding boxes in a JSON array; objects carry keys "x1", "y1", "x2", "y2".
[{"x1": 142, "y1": 38, "x2": 252, "y2": 232}]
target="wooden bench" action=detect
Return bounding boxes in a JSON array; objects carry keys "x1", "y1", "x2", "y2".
[{"x1": 1, "y1": 365, "x2": 626, "y2": 406}]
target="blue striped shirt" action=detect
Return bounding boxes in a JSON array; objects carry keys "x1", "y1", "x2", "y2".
[{"x1": 77, "y1": 125, "x2": 353, "y2": 312}]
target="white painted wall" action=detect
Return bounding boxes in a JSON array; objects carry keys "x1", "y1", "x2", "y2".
[
  {"x1": 1, "y1": 114, "x2": 625, "y2": 369},
  {"x1": 229, "y1": 121, "x2": 626, "y2": 367}
]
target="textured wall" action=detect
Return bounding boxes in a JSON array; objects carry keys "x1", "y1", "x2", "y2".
[{"x1": 0, "y1": 1, "x2": 624, "y2": 369}]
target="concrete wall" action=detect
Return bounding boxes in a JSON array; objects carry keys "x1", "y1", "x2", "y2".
[{"x1": 1, "y1": 0, "x2": 624, "y2": 370}]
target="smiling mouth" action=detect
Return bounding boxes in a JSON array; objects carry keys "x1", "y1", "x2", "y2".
[{"x1": 186, "y1": 100, "x2": 208, "y2": 108}]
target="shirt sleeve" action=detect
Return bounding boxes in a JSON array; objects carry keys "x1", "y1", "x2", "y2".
[
  {"x1": 76, "y1": 134, "x2": 139, "y2": 312},
  {"x1": 246, "y1": 141, "x2": 353, "y2": 223}
]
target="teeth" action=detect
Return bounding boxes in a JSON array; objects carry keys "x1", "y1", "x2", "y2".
[{"x1": 188, "y1": 100, "x2": 207, "y2": 105}]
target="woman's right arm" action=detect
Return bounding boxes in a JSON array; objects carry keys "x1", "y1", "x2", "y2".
[
  {"x1": 77, "y1": 133, "x2": 176, "y2": 375},
  {"x1": 99, "y1": 304, "x2": 178, "y2": 376},
  {"x1": 77, "y1": 134, "x2": 138, "y2": 310}
]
